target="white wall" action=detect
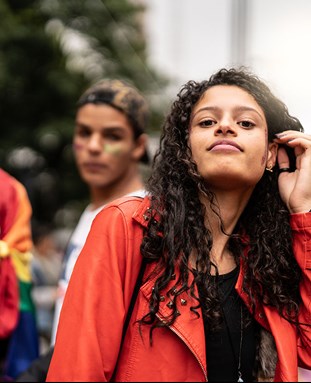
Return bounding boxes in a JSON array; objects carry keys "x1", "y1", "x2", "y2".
[
  {"x1": 144, "y1": 0, "x2": 232, "y2": 95},
  {"x1": 246, "y1": 0, "x2": 311, "y2": 133},
  {"x1": 144, "y1": 0, "x2": 311, "y2": 133}
]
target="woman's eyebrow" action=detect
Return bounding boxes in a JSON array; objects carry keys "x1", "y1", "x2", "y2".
[
  {"x1": 191, "y1": 105, "x2": 264, "y2": 122},
  {"x1": 190, "y1": 106, "x2": 219, "y2": 123},
  {"x1": 233, "y1": 106, "x2": 265, "y2": 122}
]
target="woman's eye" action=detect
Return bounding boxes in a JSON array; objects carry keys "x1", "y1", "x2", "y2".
[
  {"x1": 199, "y1": 119, "x2": 215, "y2": 127},
  {"x1": 238, "y1": 120, "x2": 255, "y2": 129}
]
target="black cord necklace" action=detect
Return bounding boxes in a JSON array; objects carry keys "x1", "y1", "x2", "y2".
[{"x1": 222, "y1": 301, "x2": 244, "y2": 382}]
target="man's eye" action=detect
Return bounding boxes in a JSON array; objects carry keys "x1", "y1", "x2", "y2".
[
  {"x1": 105, "y1": 134, "x2": 122, "y2": 141},
  {"x1": 238, "y1": 121, "x2": 255, "y2": 128},
  {"x1": 76, "y1": 128, "x2": 91, "y2": 138},
  {"x1": 199, "y1": 119, "x2": 215, "y2": 127}
]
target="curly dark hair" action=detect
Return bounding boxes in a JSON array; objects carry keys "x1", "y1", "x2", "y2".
[{"x1": 139, "y1": 67, "x2": 304, "y2": 342}]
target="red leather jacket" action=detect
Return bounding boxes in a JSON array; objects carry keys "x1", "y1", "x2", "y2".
[{"x1": 47, "y1": 196, "x2": 311, "y2": 382}]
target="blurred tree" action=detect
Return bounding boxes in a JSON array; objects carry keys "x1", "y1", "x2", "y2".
[{"x1": 0, "y1": 0, "x2": 168, "y2": 228}]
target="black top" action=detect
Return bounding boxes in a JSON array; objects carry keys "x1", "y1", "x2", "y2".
[{"x1": 197, "y1": 267, "x2": 258, "y2": 382}]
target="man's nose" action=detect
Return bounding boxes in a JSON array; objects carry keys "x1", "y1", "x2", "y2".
[{"x1": 87, "y1": 134, "x2": 103, "y2": 151}]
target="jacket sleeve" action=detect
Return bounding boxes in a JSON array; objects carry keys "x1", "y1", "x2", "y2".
[
  {"x1": 46, "y1": 201, "x2": 143, "y2": 382},
  {"x1": 290, "y1": 212, "x2": 311, "y2": 369}
]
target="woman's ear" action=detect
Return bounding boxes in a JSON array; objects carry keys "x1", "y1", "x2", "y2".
[{"x1": 266, "y1": 142, "x2": 278, "y2": 168}]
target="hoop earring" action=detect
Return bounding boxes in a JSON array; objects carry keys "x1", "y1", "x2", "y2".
[{"x1": 265, "y1": 165, "x2": 273, "y2": 173}]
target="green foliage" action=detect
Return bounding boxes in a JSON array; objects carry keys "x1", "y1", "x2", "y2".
[{"x1": 0, "y1": 0, "x2": 169, "y2": 227}]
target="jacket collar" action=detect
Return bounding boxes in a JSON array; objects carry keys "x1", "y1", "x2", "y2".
[{"x1": 132, "y1": 195, "x2": 152, "y2": 228}]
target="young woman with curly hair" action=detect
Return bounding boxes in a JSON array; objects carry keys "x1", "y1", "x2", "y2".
[{"x1": 47, "y1": 68, "x2": 311, "y2": 382}]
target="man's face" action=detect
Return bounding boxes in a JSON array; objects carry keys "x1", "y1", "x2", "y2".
[{"x1": 73, "y1": 103, "x2": 141, "y2": 189}]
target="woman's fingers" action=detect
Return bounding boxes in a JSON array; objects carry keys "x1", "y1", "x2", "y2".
[{"x1": 277, "y1": 146, "x2": 290, "y2": 170}]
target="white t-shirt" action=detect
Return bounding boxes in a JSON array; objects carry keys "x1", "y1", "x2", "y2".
[{"x1": 51, "y1": 189, "x2": 147, "y2": 344}]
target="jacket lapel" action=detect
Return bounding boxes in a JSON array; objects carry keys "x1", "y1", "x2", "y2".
[{"x1": 140, "y1": 264, "x2": 207, "y2": 373}]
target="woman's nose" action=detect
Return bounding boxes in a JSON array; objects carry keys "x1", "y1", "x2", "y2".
[{"x1": 215, "y1": 118, "x2": 237, "y2": 135}]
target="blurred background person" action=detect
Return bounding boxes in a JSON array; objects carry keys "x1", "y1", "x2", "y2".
[
  {"x1": 51, "y1": 78, "x2": 150, "y2": 344},
  {"x1": 14, "y1": 78, "x2": 151, "y2": 382},
  {"x1": 0, "y1": 168, "x2": 39, "y2": 381},
  {"x1": 30, "y1": 222, "x2": 62, "y2": 354}
]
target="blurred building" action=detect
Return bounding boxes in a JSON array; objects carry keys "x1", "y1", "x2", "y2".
[{"x1": 143, "y1": 0, "x2": 311, "y2": 133}]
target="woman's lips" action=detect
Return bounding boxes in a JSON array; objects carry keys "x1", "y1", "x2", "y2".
[{"x1": 208, "y1": 140, "x2": 242, "y2": 152}]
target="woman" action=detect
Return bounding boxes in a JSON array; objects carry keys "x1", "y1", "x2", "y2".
[{"x1": 47, "y1": 68, "x2": 311, "y2": 382}]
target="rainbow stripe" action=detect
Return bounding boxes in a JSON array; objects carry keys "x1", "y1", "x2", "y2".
[{"x1": 0, "y1": 169, "x2": 39, "y2": 380}]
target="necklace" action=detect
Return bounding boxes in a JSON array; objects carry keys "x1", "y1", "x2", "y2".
[{"x1": 222, "y1": 301, "x2": 244, "y2": 382}]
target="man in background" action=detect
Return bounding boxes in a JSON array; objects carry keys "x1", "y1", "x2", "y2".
[
  {"x1": 51, "y1": 78, "x2": 150, "y2": 343},
  {"x1": 15, "y1": 78, "x2": 151, "y2": 381}
]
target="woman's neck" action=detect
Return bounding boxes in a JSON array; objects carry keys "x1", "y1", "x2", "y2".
[{"x1": 201, "y1": 188, "x2": 252, "y2": 275}]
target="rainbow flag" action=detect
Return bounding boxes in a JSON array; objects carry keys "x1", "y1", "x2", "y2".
[{"x1": 0, "y1": 169, "x2": 39, "y2": 380}]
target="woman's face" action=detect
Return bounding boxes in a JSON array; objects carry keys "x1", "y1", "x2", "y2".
[{"x1": 189, "y1": 85, "x2": 277, "y2": 191}]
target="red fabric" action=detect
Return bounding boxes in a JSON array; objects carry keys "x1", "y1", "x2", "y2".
[
  {"x1": 0, "y1": 169, "x2": 28, "y2": 339},
  {"x1": 2, "y1": 172, "x2": 33, "y2": 252},
  {"x1": 0, "y1": 168, "x2": 19, "y2": 239},
  {"x1": 0, "y1": 257, "x2": 18, "y2": 338},
  {"x1": 47, "y1": 196, "x2": 311, "y2": 382}
]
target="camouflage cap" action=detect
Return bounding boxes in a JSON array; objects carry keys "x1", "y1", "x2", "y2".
[{"x1": 77, "y1": 79, "x2": 150, "y2": 164}]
